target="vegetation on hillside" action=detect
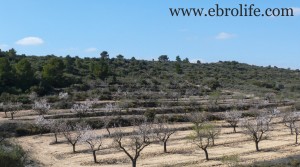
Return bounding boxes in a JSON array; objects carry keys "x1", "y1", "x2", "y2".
[
  {"x1": 1, "y1": 48, "x2": 300, "y2": 167},
  {"x1": 1, "y1": 49, "x2": 300, "y2": 101}
]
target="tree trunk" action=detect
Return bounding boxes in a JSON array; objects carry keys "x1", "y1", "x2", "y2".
[
  {"x1": 54, "y1": 133, "x2": 58, "y2": 143},
  {"x1": 4, "y1": 111, "x2": 7, "y2": 117},
  {"x1": 212, "y1": 138, "x2": 215, "y2": 146},
  {"x1": 290, "y1": 127, "x2": 294, "y2": 135},
  {"x1": 296, "y1": 134, "x2": 298, "y2": 144},
  {"x1": 72, "y1": 144, "x2": 76, "y2": 153},
  {"x1": 93, "y1": 150, "x2": 97, "y2": 163},
  {"x1": 106, "y1": 128, "x2": 111, "y2": 136},
  {"x1": 203, "y1": 149, "x2": 209, "y2": 160},
  {"x1": 255, "y1": 141, "x2": 259, "y2": 151},
  {"x1": 11, "y1": 113, "x2": 14, "y2": 120},
  {"x1": 132, "y1": 159, "x2": 137, "y2": 167},
  {"x1": 164, "y1": 141, "x2": 167, "y2": 153},
  {"x1": 233, "y1": 126, "x2": 236, "y2": 133}
]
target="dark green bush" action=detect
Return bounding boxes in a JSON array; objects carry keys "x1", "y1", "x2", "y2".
[
  {"x1": 73, "y1": 92, "x2": 89, "y2": 101},
  {"x1": 15, "y1": 128, "x2": 31, "y2": 137},
  {"x1": 207, "y1": 113, "x2": 222, "y2": 121},
  {"x1": 15, "y1": 126, "x2": 49, "y2": 137},
  {"x1": 53, "y1": 101, "x2": 73, "y2": 109},
  {"x1": 15, "y1": 95, "x2": 31, "y2": 104},
  {"x1": 242, "y1": 111, "x2": 259, "y2": 118},
  {"x1": 46, "y1": 95, "x2": 60, "y2": 103},
  {"x1": 294, "y1": 102, "x2": 300, "y2": 110},
  {"x1": 168, "y1": 115, "x2": 187, "y2": 122},
  {"x1": 70, "y1": 83, "x2": 90, "y2": 91},
  {"x1": 144, "y1": 110, "x2": 156, "y2": 122},
  {"x1": 0, "y1": 144, "x2": 26, "y2": 167}
]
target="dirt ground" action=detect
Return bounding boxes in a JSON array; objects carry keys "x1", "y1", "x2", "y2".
[{"x1": 16, "y1": 119, "x2": 300, "y2": 167}]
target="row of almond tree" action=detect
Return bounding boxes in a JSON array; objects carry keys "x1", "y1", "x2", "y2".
[
  {"x1": 31, "y1": 106, "x2": 300, "y2": 167},
  {"x1": 1, "y1": 94, "x2": 300, "y2": 167},
  {"x1": 0, "y1": 92, "x2": 99, "y2": 120}
]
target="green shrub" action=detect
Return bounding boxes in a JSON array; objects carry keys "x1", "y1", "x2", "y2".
[
  {"x1": 207, "y1": 113, "x2": 222, "y2": 121},
  {"x1": 294, "y1": 102, "x2": 300, "y2": 110},
  {"x1": 73, "y1": 92, "x2": 89, "y2": 101},
  {"x1": 53, "y1": 101, "x2": 73, "y2": 109},
  {"x1": 15, "y1": 95, "x2": 31, "y2": 104},
  {"x1": 0, "y1": 144, "x2": 26, "y2": 167},
  {"x1": 46, "y1": 95, "x2": 60, "y2": 103},
  {"x1": 242, "y1": 111, "x2": 259, "y2": 118},
  {"x1": 288, "y1": 158, "x2": 300, "y2": 167},
  {"x1": 15, "y1": 128, "x2": 31, "y2": 136},
  {"x1": 15, "y1": 125, "x2": 49, "y2": 137},
  {"x1": 221, "y1": 154, "x2": 240, "y2": 167},
  {"x1": 144, "y1": 110, "x2": 156, "y2": 122},
  {"x1": 168, "y1": 115, "x2": 187, "y2": 122}
]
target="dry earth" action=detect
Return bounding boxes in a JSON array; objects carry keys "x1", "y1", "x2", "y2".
[{"x1": 16, "y1": 119, "x2": 300, "y2": 167}]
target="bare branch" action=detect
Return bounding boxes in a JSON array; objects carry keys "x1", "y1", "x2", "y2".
[
  {"x1": 58, "y1": 92, "x2": 69, "y2": 100},
  {"x1": 80, "y1": 129, "x2": 103, "y2": 163},
  {"x1": 204, "y1": 123, "x2": 221, "y2": 146},
  {"x1": 224, "y1": 110, "x2": 242, "y2": 133},
  {"x1": 48, "y1": 119, "x2": 64, "y2": 143},
  {"x1": 113, "y1": 122, "x2": 153, "y2": 167},
  {"x1": 292, "y1": 121, "x2": 300, "y2": 144},
  {"x1": 241, "y1": 114, "x2": 271, "y2": 151},
  {"x1": 33, "y1": 99, "x2": 50, "y2": 116},
  {"x1": 189, "y1": 123, "x2": 213, "y2": 160},
  {"x1": 282, "y1": 110, "x2": 299, "y2": 135},
  {"x1": 6, "y1": 102, "x2": 22, "y2": 120},
  {"x1": 71, "y1": 103, "x2": 90, "y2": 118},
  {"x1": 188, "y1": 111, "x2": 207, "y2": 133},
  {"x1": 154, "y1": 118, "x2": 176, "y2": 153},
  {"x1": 61, "y1": 122, "x2": 91, "y2": 153}
]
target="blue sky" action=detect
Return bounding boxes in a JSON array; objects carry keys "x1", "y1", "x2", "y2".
[{"x1": 0, "y1": 0, "x2": 299, "y2": 69}]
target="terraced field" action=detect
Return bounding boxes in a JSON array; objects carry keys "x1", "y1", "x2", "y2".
[{"x1": 11, "y1": 113, "x2": 300, "y2": 167}]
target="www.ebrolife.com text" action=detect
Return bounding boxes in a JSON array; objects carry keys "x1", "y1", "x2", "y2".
[{"x1": 169, "y1": 4, "x2": 294, "y2": 17}]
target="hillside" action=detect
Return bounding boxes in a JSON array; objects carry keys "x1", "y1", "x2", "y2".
[
  {"x1": 2, "y1": 49, "x2": 300, "y2": 167},
  {"x1": 1, "y1": 49, "x2": 300, "y2": 101}
]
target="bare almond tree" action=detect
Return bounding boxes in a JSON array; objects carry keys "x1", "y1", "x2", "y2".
[
  {"x1": 35, "y1": 116, "x2": 50, "y2": 134},
  {"x1": 259, "y1": 108, "x2": 278, "y2": 131},
  {"x1": 282, "y1": 111, "x2": 299, "y2": 135},
  {"x1": 154, "y1": 119, "x2": 176, "y2": 153},
  {"x1": 204, "y1": 123, "x2": 221, "y2": 146},
  {"x1": 269, "y1": 107, "x2": 281, "y2": 116},
  {"x1": 61, "y1": 122, "x2": 90, "y2": 153},
  {"x1": 113, "y1": 122, "x2": 153, "y2": 167},
  {"x1": 103, "y1": 103, "x2": 119, "y2": 135},
  {"x1": 80, "y1": 129, "x2": 103, "y2": 163},
  {"x1": 58, "y1": 92, "x2": 69, "y2": 100},
  {"x1": 6, "y1": 102, "x2": 22, "y2": 120},
  {"x1": 265, "y1": 93, "x2": 276, "y2": 103},
  {"x1": 189, "y1": 123, "x2": 213, "y2": 161},
  {"x1": 33, "y1": 99, "x2": 51, "y2": 117},
  {"x1": 71, "y1": 103, "x2": 90, "y2": 118},
  {"x1": 241, "y1": 115, "x2": 271, "y2": 151},
  {"x1": 293, "y1": 122, "x2": 300, "y2": 144},
  {"x1": 2, "y1": 103, "x2": 11, "y2": 118},
  {"x1": 48, "y1": 119, "x2": 64, "y2": 143},
  {"x1": 0, "y1": 102, "x2": 4, "y2": 117},
  {"x1": 105, "y1": 103, "x2": 120, "y2": 113},
  {"x1": 29, "y1": 92, "x2": 38, "y2": 102},
  {"x1": 188, "y1": 111, "x2": 207, "y2": 134},
  {"x1": 170, "y1": 92, "x2": 180, "y2": 101},
  {"x1": 85, "y1": 98, "x2": 98, "y2": 112},
  {"x1": 224, "y1": 110, "x2": 242, "y2": 133},
  {"x1": 102, "y1": 117, "x2": 113, "y2": 136}
]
